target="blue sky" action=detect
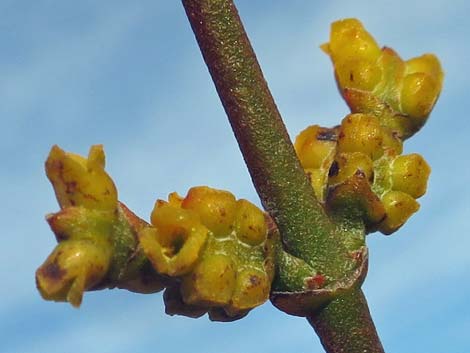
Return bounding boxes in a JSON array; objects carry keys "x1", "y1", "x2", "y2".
[{"x1": 1, "y1": 1, "x2": 469, "y2": 352}]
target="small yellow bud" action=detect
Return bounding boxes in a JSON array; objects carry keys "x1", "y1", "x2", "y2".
[
  {"x1": 182, "y1": 186, "x2": 237, "y2": 236},
  {"x1": 45, "y1": 145, "x2": 118, "y2": 211},
  {"x1": 334, "y1": 58, "x2": 382, "y2": 91},
  {"x1": 391, "y1": 154, "x2": 431, "y2": 198},
  {"x1": 226, "y1": 268, "x2": 270, "y2": 314},
  {"x1": 168, "y1": 192, "x2": 184, "y2": 207},
  {"x1": 406, "y1": 54, "x2": 444, "y2": 84},
  {"x1": 401, "y1": 72, "x2": 440, "y2": 118},
  {"x1": 328, "y1": 152, "x2": 374, "y2": 186},
  {"x1": 233, "y1": 199, "x2": 267, "y2": 246},
  {"x1": 379, "y1": 191, "x2": 420, "y2": 234},
  {"x1": 181, "y1": 253, "x2": 236, "y2": 306},
  {"x1": 141, "y1": 204, "x2": 208, "y2": 276},
  {"x1": 337, "y1": 114, "x2": 383, "y2": 160},
  {"x1": 294, "y1": 125, "x2": 336, "y2": 169},
  {"x1": 327, "y1": 18, "x2": 382, "y2": 62},
  {"x1": 36, "y1": 238, "x2": 112, "y2": 307}
]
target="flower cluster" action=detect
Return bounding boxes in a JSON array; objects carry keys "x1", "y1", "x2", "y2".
[
  {"x1": 139, "y1": 186, "x2": 275, "y2": 321},
  {"x1": 36, "y1": 145, "x2": 164, "y2": 307},
  {"x1": 295, "y1": 113, "x2": 430, "y2": 234},
  {"x1": 36, "y1": 18, "x2": 443, "y2": 321},
  {"x1": 36, "y1": 146, "x2": 274, "y2": 321},
  {"x1": 322, "y1": 18, "x2": 443, "y2": 139},
  {"x1": 294, "y1": 18, "x2": 440, "y2": 234}
]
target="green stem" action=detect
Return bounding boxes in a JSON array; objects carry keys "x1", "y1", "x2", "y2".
[
  {"x1": 308, "y1": 289, "x2": 385, "y2": 353},
  {"x1": 182, "y1": 0, "x2": 347, "y2": 278},
  {"x1": 181, "y1": 0, "x2": 384, "y2": 351}
]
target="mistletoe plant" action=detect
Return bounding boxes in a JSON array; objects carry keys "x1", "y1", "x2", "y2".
[{"x1": 36, "y1": 1, "x2": 443, "y2": 352}]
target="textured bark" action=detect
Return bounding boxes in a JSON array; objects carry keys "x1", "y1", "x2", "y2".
[
  {"x1": 308, "y1": 290, "x2": 385, "y2": 353},
  {"x1": 182, "y1": 1, "x2": 384, "y2": 352},
  {"x1": 182, "y1": 0, "x2": 350, "y2": 278}
]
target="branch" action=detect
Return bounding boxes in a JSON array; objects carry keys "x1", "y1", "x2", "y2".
[
  {"x1": 182, "y1": 0, "x2": 384, "y2": 351},
  {"x1": 308, "y1": 290, "x2": 384, "y2": 353},
  {"x1": 182, "y1": 0, "x2": 348, "y2": 276}
]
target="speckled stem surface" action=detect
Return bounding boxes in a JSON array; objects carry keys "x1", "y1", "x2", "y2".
[
  {"x1": 182, "y1": 0, "x2": 384, "y2": 352},
  {"x1": 308, "y1": 289, "x2": 385, "y2": 353},
  {"x1": 182, "y1": 0, "x2": 350, "y2": 278}
]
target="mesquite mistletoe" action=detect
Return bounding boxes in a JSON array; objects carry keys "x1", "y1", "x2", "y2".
[{"x1": 36, "y1": 3, "x2": 443, "y2": 352}]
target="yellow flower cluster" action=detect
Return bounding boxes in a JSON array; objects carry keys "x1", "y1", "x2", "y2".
[
  {"x1": 37, "y1": 18, "x2": 442, "y2": 318},
  {"x1": 322, "y1": 18, "x2": 443, "y2": 139},
  {"x1": 37, "y1": 145, "x2": 166, "y2": 307},
  {"x1": 295, "y1": 113, "x2": 430, "y2": 234},
  {"x1": 293, "y1": 18, "x2": 440, "y2": 234},
  {"x1": 37, "y1": 146, "x2": 274, "y2": 320},
  {"x1": 36, "y1": 145, "x2": 118, "y2": 307},
  {"x1": 139, "y1": 186, "x2": 274, "y2": 321}
]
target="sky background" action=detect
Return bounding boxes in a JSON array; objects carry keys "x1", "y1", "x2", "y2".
[{"x1": 1, "y1": 1, "x2": 469, "y2": 352}]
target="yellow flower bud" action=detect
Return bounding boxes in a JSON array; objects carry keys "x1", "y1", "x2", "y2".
[
  {"x1": 406, "y1": 54, "x2": 444, "y2": 84},
  {"x1": 294, "y1": 125, "x2": 336, "y2": 169},
  {"x1": 233, "y1": 199, "x2": 267, "y2": 246},
  {"x1": 45, "y1": 145, "x2": 117, "y2": 211},
  {"x1": 400, "y1": 72, "x2": 441, "y2": 118},
  {"x1": 182, "y1": 186, "x2": 237, "y2": 236},
  {"x1": 36, "y1": 238, "x2": 112, "y2": 307},
  {"x1": 325, "y1": 18, "x2": 381, "y2": 62},
  {"x1": 226, "y1": 268, "x2": 270, "y2": 315},
  {"x1": 391, "y1": 154, "x2": 431, "y2": 198},
  {"x1": 140, "y1": 204, "x2": 208, "y2": 276},
  {"x1": 379, "y1": 191, "x2": 420, "y2": 234},
  {"x1": 168, "y1": 192, "x2": 184, "y2": 207},
  {"x1": 337, "y1": 114, "x2": 383, "y2": 160},
  {"x1": 180, "y1": 253, "x2": 236, "y2": 306},
  {"x1": 328, "y1": 152, "x2": 374, "y2": 186},
  {"x1": 334, "y1": 58, "x2": 382, "y2": 92}
]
